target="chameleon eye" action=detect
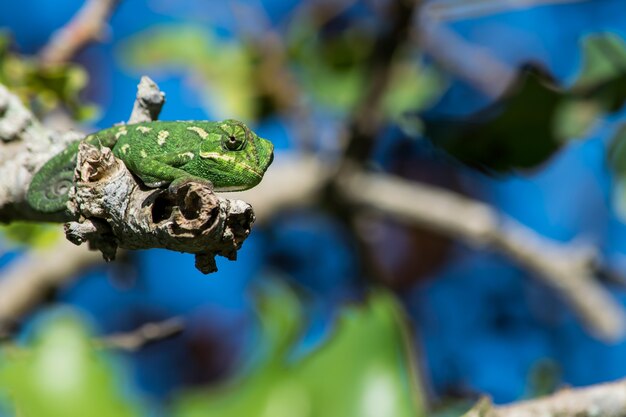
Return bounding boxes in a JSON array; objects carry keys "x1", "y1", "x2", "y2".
[{"x1": 220, "y1": 122, "x2": 248, "y2": 151}]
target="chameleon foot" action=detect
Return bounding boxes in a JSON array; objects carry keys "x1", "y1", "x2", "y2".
[{"x1": 167, "y1": 177, "x2": 214, "y2": 195}]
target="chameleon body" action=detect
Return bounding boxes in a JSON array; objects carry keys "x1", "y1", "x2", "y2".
[{"x1": 27, "y1": 120, "x2": 274, "y2": 213}]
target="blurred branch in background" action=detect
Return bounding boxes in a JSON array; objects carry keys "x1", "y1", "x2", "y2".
[
  {"x1": 97, "y1": 316, "x2": 185, "y2": 351},
  {"x1": 39, "y1": 0, "x2": 123, "y2": 66},
  {"x1": 240, "y1": 155, "x2": 626, "y2": 341},
  {"x1": 342, "y1": 0, "x2": 420, "y2": 162},
  {"x1": 418, "y1": 15, "x2": 516, "y2": 98},
  {"x1": 464, "y1": 377, "x2": 626, "y2": 417},
  {"x1": 339, "y1": 170, "x2": 626, "y2": 341},
  {"x1": 0, "y1": 239, "x2": 103, "y2": 338},
  {"x1": 426, "y1": 0, "x2": 593, "y2": 23}
]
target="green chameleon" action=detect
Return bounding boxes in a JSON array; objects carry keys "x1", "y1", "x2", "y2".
[{"x1": 27, "y1": 120, "x2": 274, "y2": 213}]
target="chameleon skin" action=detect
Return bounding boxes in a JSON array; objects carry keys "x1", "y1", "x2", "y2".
[{"x1": 26, "y1": 120, "x2": 274, "y2": 213}]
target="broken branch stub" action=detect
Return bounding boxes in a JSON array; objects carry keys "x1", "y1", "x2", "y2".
[{"x1": 64, "y1": 142, "x2": 255, "y2": 274}]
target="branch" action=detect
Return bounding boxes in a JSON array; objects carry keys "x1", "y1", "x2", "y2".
[
  {"x1": 96, "y1": 317, "x2": 184, "y2": 351},
  {"x1": 424, "y1": 0, "x2": 593, "y2": 23},
  {"x1": 338, "y1": 170, "x2": 626, "y2": 341},
  {"x1": 343, "y1": 0, "x2": 421, "y2": 162},
  {"x1": 238, "y1": 155, "x2": 626, "y2": 341},
  {"x1": 0, "y1": 78, "x2": 257, "y2": 273},
  {"x1": 464, "y1": 378, "x2": 626, "y2": 417},
  {"x1": 128, "y1": 76, "x2": 165, "y2": 123},
  {"x1": 418, "y1": 18, "x2": 516, "y2": 98},
  {"x1": 0, "y1": 238, "x2": 103, "y2": 337},
  {"x1": 39, "y1": 0, "x2": 123, "y2": 65}
]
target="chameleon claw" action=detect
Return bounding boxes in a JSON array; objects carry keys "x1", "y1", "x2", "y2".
[{"x1": 167, "y1": 177, "x2": 214, "y2": 195}]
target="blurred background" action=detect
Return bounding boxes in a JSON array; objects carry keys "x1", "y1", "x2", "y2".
[{"x1": 2, "y1": 0, "x2": 626, "y2": 416}]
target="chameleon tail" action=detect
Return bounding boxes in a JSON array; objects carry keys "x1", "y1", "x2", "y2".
[{"x1": 26, "y1": 141, "x2": 80, "y2": 213}]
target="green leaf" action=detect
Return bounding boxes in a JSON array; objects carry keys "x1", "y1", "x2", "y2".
[
  {"x1": 0, "y1": 311, "x2": 143, "y2": 417},
  {"x1": 0, "y1": 222, "x2": 61, "y2": 249},
  {"x1": 552, "y1": 99, "x2": 601, "y2": 141},
  {"x1": 174, "y1": 283, "x2": 424, "y2": 417},
  {"x1": 607, "y1": 124, "x2": 626, "y2": 221},
  {"x1": 424, "y1": 67, "x2": 565, "y2": 173},
  {"x1": 286, "y1": 19, "x2": 372, "y2": 112},
  {"x1": 0, "y1": 33, "x2": 97, "y2": 121},
  {"x1": 425, "y1": 33, "x2": 626, "y2": 173},
  {"x1": 383, "y1": 60, "x2": 446, "y2": 135}
]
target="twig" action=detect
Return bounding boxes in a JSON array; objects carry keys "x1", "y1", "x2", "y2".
[
  {"x1": 338, "y1": 170, "x2": 626, "y2": 341},
  {"x1": 417, "y1": 18, "x2": 516, "y2": 98},
  {"x1": 425, "y1": 0, "x2": 593, "y2": 23},
  {"x1": 39, "y1": 0, "x2": 123, "y2": 65},
  {"x1": 96, "y1": 317, "x2": 184, "y2": 351},
  {"x1": 128, "y1": 76, "x2": 165, "y2": 124},
  {"x1": 464, "y1": 378, "x2": 626, "y2": 417},
  {"x1": 0, "y1": 238, "x2": 103, "y2": 337},
  {"x1": 343, "y1": 0, "x2": 421, "y2": 162}
]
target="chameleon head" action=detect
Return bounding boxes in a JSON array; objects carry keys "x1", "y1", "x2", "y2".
[{"x1": 199, "y1": 119, "x2": 274, "y2": 191}]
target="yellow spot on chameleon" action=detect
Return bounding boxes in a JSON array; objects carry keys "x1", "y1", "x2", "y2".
[
  {"x1": 140, "y1": 150, "x2": 148, "y2": 158},
  {"x1": 115, "y1": 127, "x2": 128, "y2": 139},
  {"x1": 157, "y1": 130, "x2": 170, "y2": 146},
  {"x1": 182, "y1": 152, "x2": 195, "y2": 159},
  {"x1": 137, "y1": 126, "x2": 152, "y2": 134},
  {"x1": 186, "y1": 126, "x2": 209, "y2": 139},
  {"x1": 120, "y1": 144, "x2": 130, "y2": 154}
]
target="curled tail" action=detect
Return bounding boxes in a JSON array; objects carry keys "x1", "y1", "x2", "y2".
[{"x1": 27, "y1": 141, "x2": 80, "y2": 213}]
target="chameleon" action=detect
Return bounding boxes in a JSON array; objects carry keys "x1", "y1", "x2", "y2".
[{"x1": 26, "y1": 119, "x2": 274, "y2": 213}]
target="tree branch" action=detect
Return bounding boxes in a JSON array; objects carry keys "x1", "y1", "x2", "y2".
[
  {"x1": 237, "y1": 156, "x2": 626, "y2": 341},
  {"x1": 0, "y1": 238, "x2": 103, "y2": 338},
  {"x1": 425, "y1": 0, "x2": 593, "y2": 23},
  {"x1": 39, "y1": 0, "x2": 123, "y2": 65},
  {"x1": 343, "y1": 0, "x2": 421, "y2": 162},
  {"x1": 339, "y1": 169, "x2": 626, "y2": 341},
  {"x1": 96, "y1": 317, "x2": 184, "y2": 351},
  {"x1": 464, "y1": 378, "x2": 626, "y2": 417}
]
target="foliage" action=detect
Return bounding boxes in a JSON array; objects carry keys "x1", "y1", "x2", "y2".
[
  {"x1": 0, "y1": 222, "x2": 61, "y2": 249},
  {"x1": 0, "y1": 286, "x2": 422, "y2": 417},
  {"x1": 0, "y1": 32, "x2": 97, "y2": 120},
  {"x1": 118, "y1": 22, "x2": 445, "y2": 125},
  {"x1": 0, "y1": 312, "x2": 142, "y2": 417},
  {"x1": 423, "y1": 33, "x2": 626, "y2": 173},
  {"x1": 287, "y1": 19, "x2": 445, "y2": 120},
  {"x1": 174, "y1": 282, "x2": 424, "y2": 417}
]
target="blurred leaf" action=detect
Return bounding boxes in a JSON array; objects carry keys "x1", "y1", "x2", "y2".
[
  {"x1": 554, "y1": 33, "x2": 626, "y2": 141},
  {"x1": 0, "y1": 311, "x2": 142, "y2": 417},
  {"x1": 384, "y1": 60, "x2": 447, "y2": 135},
  {"x1": 287, "y1": 19, "x2": 371, "y2": 112},
  {"x1": 288, "y1": 18, "x2": 445, "y2": 125},
  {"x1": 552, "y1": 99, "x2": 601, "y2": 141},
  {"x1": 608, "y1": 124, "x2": 626, "y2": 221},
  {"x1": 0, "y1": 222, "x2": 61, "y2": 249},
  {"x1": 174, "y1": 283, "x2": 424, "y2": 417},
  {"x1": 571, "y1": 33, "x2": 626, "y2": 111},
  {"x1": 0, "y1": 32, "x2": 96, "y2": 120},
  {"x1": 119, "y1": 25, "x2": 257, "y2": 121},
  {"x1": 424, "y1": 67, "x2": 565, "y2": 173},
  {"x1": 253, "y1": 281, "x2": 304, "y2": 363},
  {"x1": 425, "y1": 33, "x2": 626, "y2": 173}
]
